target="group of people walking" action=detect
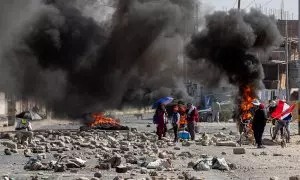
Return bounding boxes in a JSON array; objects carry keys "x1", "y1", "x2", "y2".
[{"x1": 153, "y1": 103, "x2": 198, "y2": 142}]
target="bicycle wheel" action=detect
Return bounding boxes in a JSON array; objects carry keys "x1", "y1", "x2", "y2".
[
  {"x1": 270, "y1": 125, "x2": 275, "y2": 138},
  {"x1": 239, "y1": 132, "x2": 243, "y2": 146}
]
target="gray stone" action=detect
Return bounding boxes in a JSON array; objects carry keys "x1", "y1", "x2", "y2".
[
  {"x1": 216, "y1": 141, "x2": 237, "y2": 147},
  {"x1": 76, "y1": 177, "x2": 89, "y2": 180},
  {"x1": 140, "y1": 167, "x2": 148, "y2": 174},
  {"x1": 149, "y1": 171, "x2": 158, "y2": 176},
  {"x1": 106, "y1": 154, "x2": 122, "y2": 168},
  {"x1": 116, "y1": 165, "x2": 128, "y2": 173},
  {"x1": 91, "y1": 178, "x2": 100, "y2": 180},
  {"x1": 212, "y1": 157, "x2": 229, "y2": 171},
  {"x1": 2, "y1": 142, "x2": 17, "y2": 149},
  {"x1": 113, "y1": 176, "x2": 124, "y2": 180},
  {"x1": 4, "y1": 149, "x2": 11, "y2": 155},
  {"x1": 194, "y1": 161, "x2": 210, "y2": 171},
  {"x1": 289, "y1": 175, "x2": 300, "y2": 180},
  {"x1": 174, "y1": 146, "x2": 180, "y2": 150},
  {"x1": 96, "y1": 163, "x2": 110, "y2": 170},
  {"x1": 94, "y1": 172, "x2": 102, "y2": 178},
  {"x1": 273, "y1": 153, "x2": 283, "y2": 156},
  {"x1": 158, "y1": 152, "x2": 167, "y2": 159},
  {"x1": 187, "y1": 161, "x2": 195, "y2": 168},
  {"x1": 24, "y1": 149, "x2": 32, "y2": 157},
  {"x1": 260, "y1": 151, "x2": 268, "y2": 156},
  {"x1": 233, "y1": 148, "x2": 246, "y2": 154},
  {"x1": 228, "y1": 163, "x2": 237, "y2": 170},
  {"x1": 270, "y1": 177, "x2": 279, "y2": 180},
  {"x1": 182, "y1": 141, "x2": 191, "y2": 146}
]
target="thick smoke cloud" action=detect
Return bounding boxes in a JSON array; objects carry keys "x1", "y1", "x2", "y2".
[
  {"x1": 0, "y1": 0, "x2": 197, "y2": 115},
  {"x1": 186, "y1": 9, "x2": 282, "y2": 117}
]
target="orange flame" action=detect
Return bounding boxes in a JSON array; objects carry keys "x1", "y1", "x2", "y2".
[
  {"x1": 240, "y1": 86, "x2": 256, "y2": 120},
  {"x1": 88, "y1": 112, "x2": 120, "y2": 127}
]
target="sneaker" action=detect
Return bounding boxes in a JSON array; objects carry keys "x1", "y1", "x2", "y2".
[{"x1": 257, "y1": 145, "x2": 265, "y2": 149}]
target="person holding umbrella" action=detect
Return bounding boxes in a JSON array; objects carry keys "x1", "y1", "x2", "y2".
[
  {"x1": 152, "y1": 97, "x2": 173, "y2": 140},
  {"x1": 153, "y1": 103, "x2": 167, "y2": 140}
]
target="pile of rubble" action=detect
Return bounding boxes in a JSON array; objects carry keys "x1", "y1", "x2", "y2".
[
  {"x1": 0, "y1": 128, "x2": 237, "y2": 179},
  {"x1": 195, "y1": 131, "x2": 238, "y2": 147}
]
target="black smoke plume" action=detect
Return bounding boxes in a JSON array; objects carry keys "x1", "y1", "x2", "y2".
[
  {"x1": 186, "y1": 9, "x2": 282, "y2": 118},
  {"x1": 0, "y1": 0, "x2": 197, "y2": 115}
]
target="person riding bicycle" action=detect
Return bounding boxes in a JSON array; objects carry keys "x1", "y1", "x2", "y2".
[
  {"x1": 272, "y1": 113, "x2": 292, "y2": 143},
  {"x1": 268, "y1": 100, "x2": 277, "y2": 125}
]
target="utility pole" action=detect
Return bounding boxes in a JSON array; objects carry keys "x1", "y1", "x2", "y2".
[
  {"x1": 285, "y1": 11, "x2": 290, "y2": 102},
  {"x1": 238, "y1": 0, "x2": 241, "y2": 10}
]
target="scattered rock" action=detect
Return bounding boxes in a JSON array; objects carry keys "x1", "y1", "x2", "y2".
[
  {"x1": 106, "y1": 154, "x2": 122, "y2": 168},
  {"x1": 158, "y1": 152, "x2": 167, "y2": 159},
  {"x1": 233, "y1": 148, "x2": 246, "y2": 155},
  {"x1": 216, "y1": 141, "x2": 237, "y2": 147},
  {"x1": 24, "y1": 149, "x2": 32, "y2": 157},
  {"x1": 96, "y1": 163, "x2": 110, "y2": 170},
  {"x1": 146, "y1": 125, "x2": 151, "y2": 127},
  {"x1": 140, "y1": 168, "x2": 148, "y2": 174},
  {"x1": 174, "y1": 147, "x2": 180, "y2": 150},
  {"x1": 273, "y1": 153, "x2": 283, "y2": 157},
  {"x1": 252, "y1": 152, "x2": 259, "y2": 156},
  {"x1": 147, "y1": 159, "x2": 172, "y2": 169},
  {"x1": 116, "y1": 165, "x2": 128, "y2": 173},
  {"x1": 221, "y1": 152, "x2": 226, "y2": 155},
  {"x1": 228, "y1": 163, "x2": 237, "y2": 170},
  {"x1": 289, "y1": 175, "x2": 300, "y2": 180},
  {"x1": 113, "y1": 176, "x2": 124, "y2": 180},
  {"x1": 4, "y1": 148, "x2": 12, "y2": 155},
  {"x1": 188, "y1": 161, "x2": 195, "y2": 168},
  {"x1": 149, "y1": 171, "x2": 158, "y2": 176},
  {"x1": 212, "y1": 157, "x2": 229, "y2": 171},
  {"x1": 214, "y1": 132, "x2": 227, "y2": 138},
  {"x1": 2, "y1": 142, "x2": 17, "y2": 149},
  {"x1": 54, "y1": 164, "x2": 66, "y2": 172},
  {"x1": 182, "y1": 141, "x2": 191, "y2": 146},
  {"x1": 260, "y1": 151, "x2": 268, "y2": 156},
  {"x1": 194, "y1": 161, "x2": 210, "y2": 171},
  {"x1": 76, "y1": 177, "x2": 89, "y2": 180},
  {"x1": 270, "y1": 177, "x2": 279, "y2": 180},
  {"x1": 94, "y1": 172, "x2": 102, "y2": 178}
]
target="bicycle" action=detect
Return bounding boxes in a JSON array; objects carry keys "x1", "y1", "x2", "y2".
[
  {"x1": 238, "y1": 119, "x2": 255, "y2": 146},
  {"x1": 270, "y1": 119, "x2": 289, "y2": 148}
]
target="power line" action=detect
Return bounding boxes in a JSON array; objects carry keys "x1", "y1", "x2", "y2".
[
  {"x1": 232, "y1": 0, "x2": 238, "y2": 8},
  {"x1": 262, "y1": 0, "x2": 274, "y2": 7},
  {"x1": 244, "y1": 0, "x2": 256, "y2": 9}
]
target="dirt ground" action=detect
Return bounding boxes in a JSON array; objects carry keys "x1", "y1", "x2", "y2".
[{"x1": 1, "y1": 115, "x2": 300, "y2": 180}]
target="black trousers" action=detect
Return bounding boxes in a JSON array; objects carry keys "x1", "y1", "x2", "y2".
[
  {"x1": 172, "y1": 124, "x2": 178, "y2": 141},
  {"x1": 253, "y1": 125, "x2": 265, "y2": 146}
]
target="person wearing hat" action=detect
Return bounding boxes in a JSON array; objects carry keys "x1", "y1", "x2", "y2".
[
  {"x1": 251, "y1": 99, "x2": 268, "y2": 148},
  {"x1": 15, "y1": 118, "x2": 33, "y2": 145}
]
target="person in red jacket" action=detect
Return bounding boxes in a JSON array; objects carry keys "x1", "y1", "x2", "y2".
[
  {"x1": 186, "y1": 103, "x2": 198, "y2": 140},
  {"x1": 154, "y1": 103, "x2": 167, "y2": 140}
]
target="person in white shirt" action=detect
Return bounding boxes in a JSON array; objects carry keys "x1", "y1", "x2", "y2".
[
  {"x1": 212, "y1": 99, "x2": 221, "y2": 123},
  {"x1": 15, "y1": 119, "x2": 33, "y2": 145}
]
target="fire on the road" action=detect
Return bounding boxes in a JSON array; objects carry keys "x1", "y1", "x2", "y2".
[
  {"x1": 240, "y1": 86, "x2": 255, "y2": 120},
  {"x1": 88, "y1": 112, "x2": 120, "y2": 127}
]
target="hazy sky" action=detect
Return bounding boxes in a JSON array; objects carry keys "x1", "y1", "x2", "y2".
[{"x1": 202, "y1": 0, "x2": 299, "y2": 20}]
